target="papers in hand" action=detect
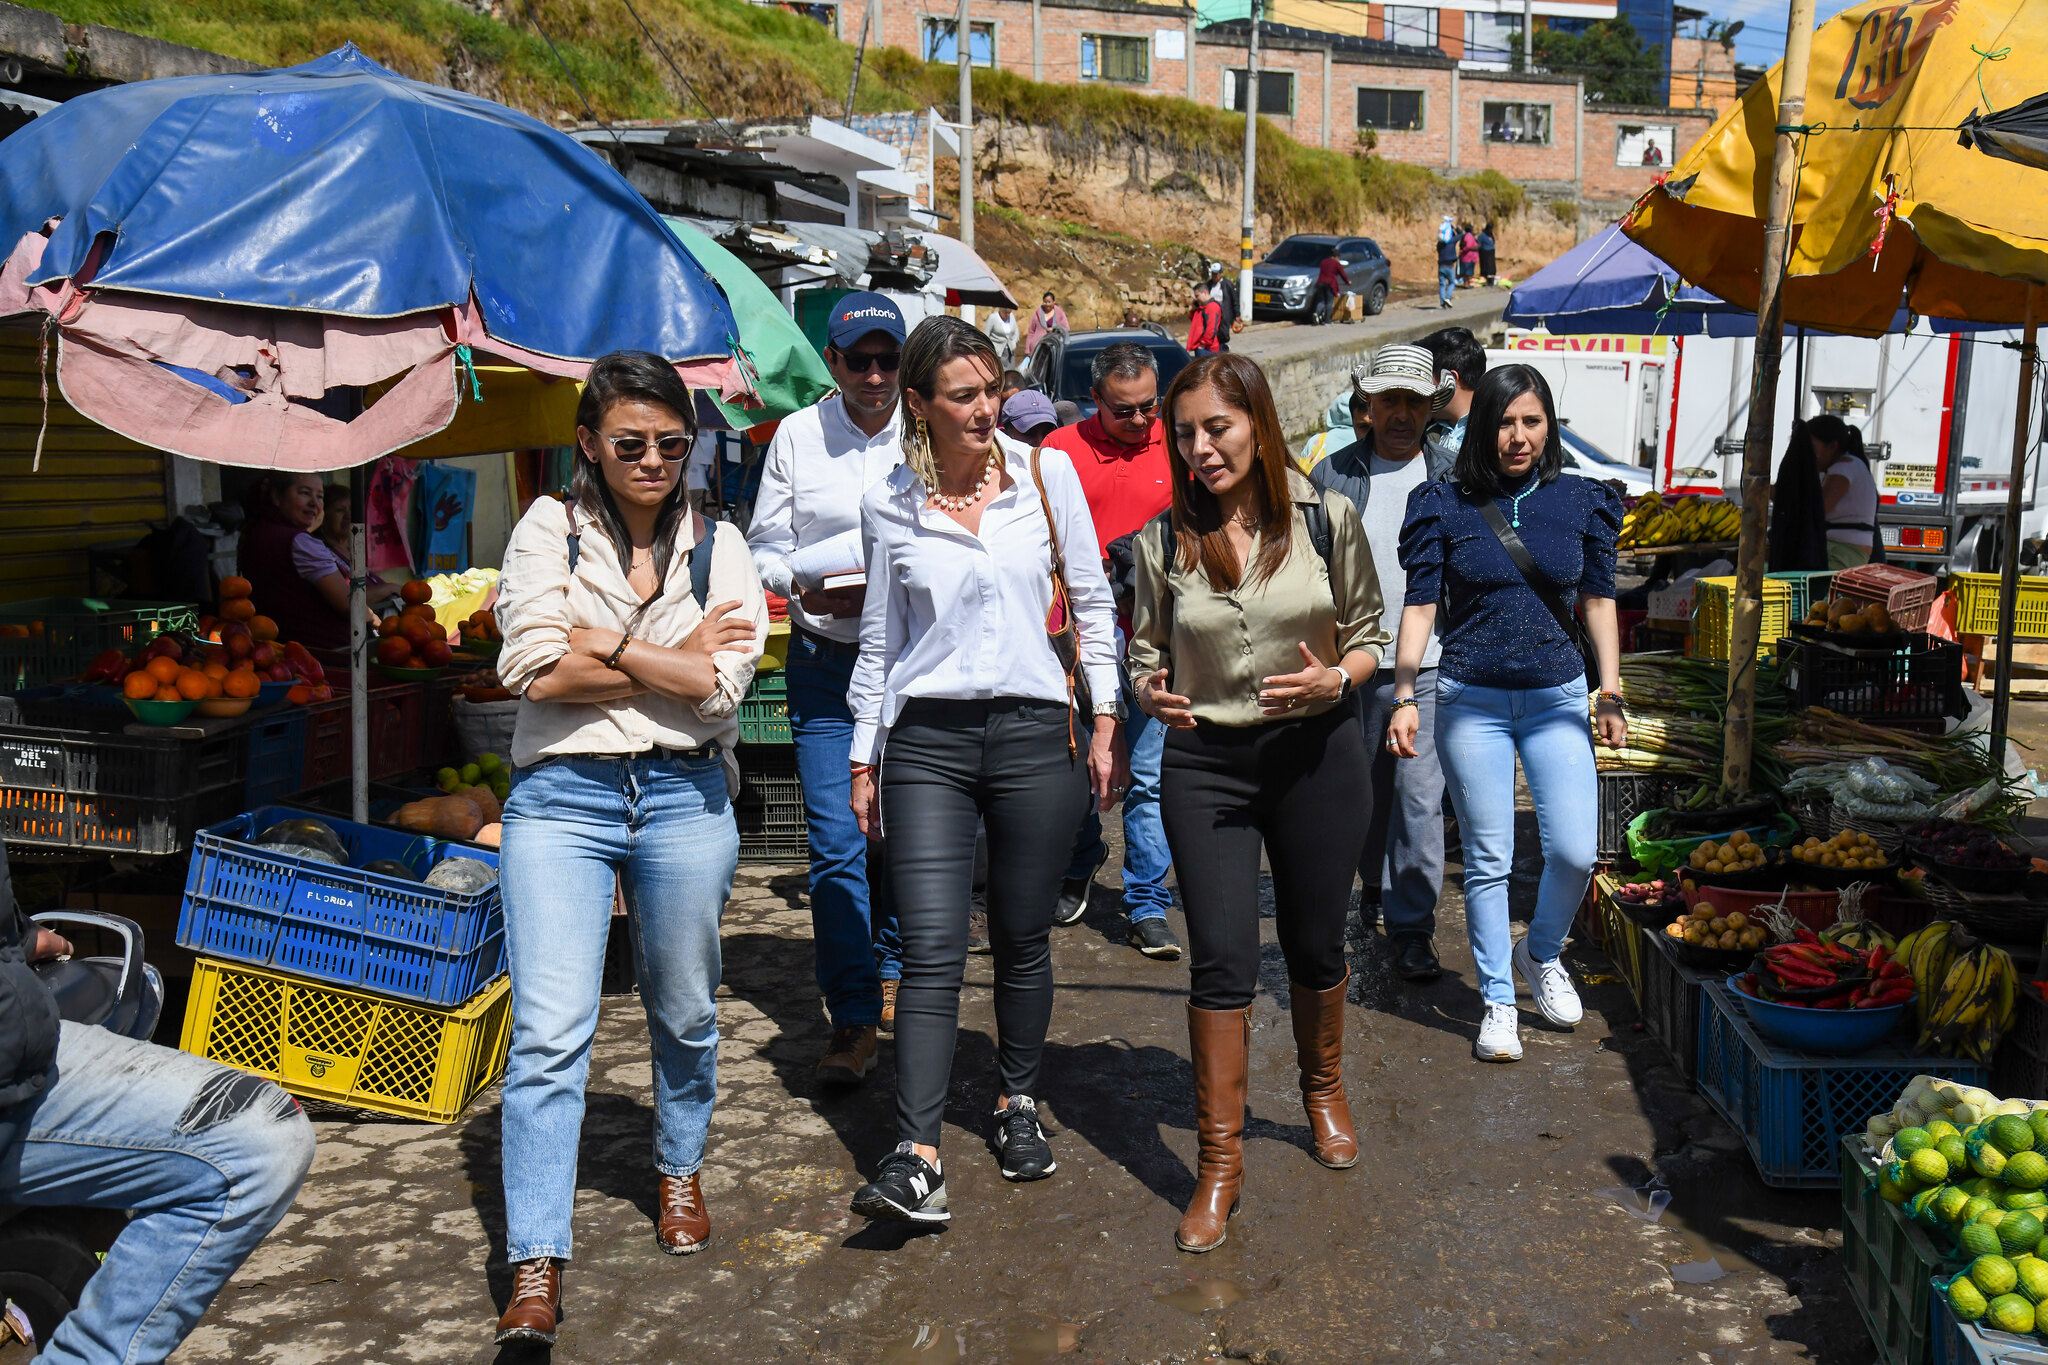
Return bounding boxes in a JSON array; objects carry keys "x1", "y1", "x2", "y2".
[{"x1": 788, "y1": 528, "x2": 865, "y2": 590}]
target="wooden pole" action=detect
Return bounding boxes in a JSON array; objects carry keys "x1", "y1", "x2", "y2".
[
  {"x1": 1991, "y1": 287, "x2": 2040, "y2": 766},
  {"x1": 842, "y1": 0, "x2": 872, "y2": 123},
  {"x1": 1721, "y1": 0, "x2": 1817, "y2": 795}
]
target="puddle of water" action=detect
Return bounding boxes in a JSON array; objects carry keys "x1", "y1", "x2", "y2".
[
  {"x1": 879, "y1": 1324, "x2": 968, "y2": 1363},
  {"x1": 1005, "y1": 1323, "x2": 1082, "y2": 1361},
  {"x1": 1155, "y1": 1278, "x2": 1248, "y2": 1315}
]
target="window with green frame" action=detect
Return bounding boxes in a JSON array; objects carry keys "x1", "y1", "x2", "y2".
[{"x1": 1081, "y1": 33, "x2": 1149, "y2": 84}]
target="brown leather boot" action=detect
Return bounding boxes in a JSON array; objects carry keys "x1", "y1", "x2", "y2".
[
  {"x1": 1176, "y1": 1003, "x2": 1249, "y2": 1253},
  {"x1": 657, "y1": 1172, "x2": 711, "y2": 1254},
  {"x1": 494, "y1": 1258, "x2": 562, "y2": 1345},
  {"x1": 1291, "y1": 975, "x2": 1359, "y2": 1170},
  {"x1": 880, "y1": 979, "x2": 898, "y2": 1035}
]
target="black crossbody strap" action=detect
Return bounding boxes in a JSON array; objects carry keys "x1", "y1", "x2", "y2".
[{"x1": 1472, "y1": 495, "x2": 1595, "y2": 675}]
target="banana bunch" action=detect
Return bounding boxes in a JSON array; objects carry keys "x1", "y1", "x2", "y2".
[
  {"x1": 1616, "y1": 493, "x2": 1742, "y2": 550},
  {"x1": 1901, "y1": 920, "x2": 2021, "y2": 1062}
]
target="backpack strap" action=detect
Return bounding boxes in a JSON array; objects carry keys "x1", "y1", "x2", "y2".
[
  {"x1": 1301, "y1": 490, "x2": 1334, "y2": 570},
  {"x1": 687, "y1": 512, "x2": 715, "y2": 609}
]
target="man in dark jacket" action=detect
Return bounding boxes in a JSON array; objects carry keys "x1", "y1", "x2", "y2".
[
  {"x1": 1309, "y1": 343, "x2": 1457, "y2": 982},
  {"x1": 1206, "y1": 261, "x2": 1237, "y2": 349},
  {"x1": 0, "y1": 854, "x2": 314, "y2": 1360}
]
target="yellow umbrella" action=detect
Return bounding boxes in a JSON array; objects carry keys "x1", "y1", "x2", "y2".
[{"x1": 1628, "y1": 0, "x2": 2048, "y2": 335}]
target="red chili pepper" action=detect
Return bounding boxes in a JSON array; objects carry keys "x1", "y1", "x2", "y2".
[
  {"x1": 1795, "y1": 925, "x2": 1821, "y2": 944},
  {"x1": 1821, "y1": 943, "x2": 1860, "y2": 965},
  {"x1": 1785, "y1": 945, "x2": 1837, "y2": 970},
  {"x1": 1878, "y1": 961, "x2": 1907, "y2": 980},
  {"x1": 1771, "y1": 965, "x2": 1838, "y2": 989},
  {"x1": 1814, "y1": 996, "x2": 1851, "y2": 1009},
  {"x1": 1868, "y1": 944, "x2": 1890, "y2": 973}
]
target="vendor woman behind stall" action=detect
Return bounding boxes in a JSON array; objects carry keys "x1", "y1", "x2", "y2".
[{"x1": 237, "y1": 472, "x2": 394, "y2": 650}]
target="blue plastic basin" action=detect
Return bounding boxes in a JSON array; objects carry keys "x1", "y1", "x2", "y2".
[{"x1": 1723, "y1": 975, "x2": 1915, "y2": 1055}]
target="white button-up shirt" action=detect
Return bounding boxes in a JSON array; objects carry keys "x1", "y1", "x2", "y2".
[
  {"x1": 747, "y1": 394, "x2": 904, "y2": 644},
  {"x1": 848, "y1": 436, "x2": 1120, "y2": 763}
]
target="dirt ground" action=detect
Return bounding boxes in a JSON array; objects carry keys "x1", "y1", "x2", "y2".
[{"x1": 159, "y1": 793, "x2": 1903, "y2": 1363}]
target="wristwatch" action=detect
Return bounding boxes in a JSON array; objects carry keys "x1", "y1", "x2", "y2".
[
  {"x1": 1330, "y1": 667, "x2": 1353, "y2": 703},
  {"x1": 1092, "y1": 698, "x2": 1125, "y2": 722}
]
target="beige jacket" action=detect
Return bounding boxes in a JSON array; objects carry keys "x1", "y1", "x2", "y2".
[{"x1": 496, "y1": 496, "x2": 768, "y2": 769}]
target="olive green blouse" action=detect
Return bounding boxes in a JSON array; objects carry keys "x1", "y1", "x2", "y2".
[{"x1": 1126, "y1": 469, "x2": 1389, "y2": 727}]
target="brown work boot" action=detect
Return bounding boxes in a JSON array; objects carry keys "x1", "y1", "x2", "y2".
[
  {"x1": 494, "y1": 1257, "x2": 562, "y2": 1345},
  {"x1": 1291, "y1": 974, "x2": 1359, "y2": 1170},
  {"x1": 879, "y1": 979, "x2": 898, "y2": 1034},
  {"x1": 657, "y1": 1172, "x2": 711, "y2": 1255},
  {"x1": 816, "y1": 1025, "x2": 878, "y2": 1085},
  {"x1": 1176, "y1": 1003, "x2": 1249, "y2": 1254}
]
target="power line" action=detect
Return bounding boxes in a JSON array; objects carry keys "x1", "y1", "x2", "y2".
[
  {"x1": 617, "y1": 0, "x2": 742, "y2": 140},
  {"x1": 521, "y1": 0, "x2": 626, "y2": 150}
]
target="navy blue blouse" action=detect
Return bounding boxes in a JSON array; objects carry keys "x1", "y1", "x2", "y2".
[{"x1": 1398, "y1": 473, "x2": 1623, "y2": 689}]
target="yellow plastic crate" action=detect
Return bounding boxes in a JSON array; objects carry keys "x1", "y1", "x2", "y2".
[
  {"x1": 1950, "y1": 570, "x2": 2048, "y2": 639},
  {"x1": 1687, "y1": 577, "x2": 1791, "y2": 661},
  {"x1": 179, "y1": 958, "x2": 511, "y2": 1124}
]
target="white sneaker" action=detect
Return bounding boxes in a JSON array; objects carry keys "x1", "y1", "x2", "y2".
[
  {"x1": 1513, "y1": 937, "x2": 1584, "y2": 1028},
  {"x1": 1475, "y1": 1002, "x2": 1522, "y2": 1062}
]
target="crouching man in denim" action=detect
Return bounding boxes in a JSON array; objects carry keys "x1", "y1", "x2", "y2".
[{"x1": 0, "y1": 853, "x2": 314, "y2": 1362}]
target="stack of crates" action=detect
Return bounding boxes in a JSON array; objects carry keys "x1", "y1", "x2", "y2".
[
  {"x1": 737, "y1": 659, "x2": 806, "y2": 864},
  {"x1": 1687, "y1": 577, "x2": 1793, "y2": 662},
  {"x1": 174, "y1": 805, "x2": 511, "y2": 1123}
]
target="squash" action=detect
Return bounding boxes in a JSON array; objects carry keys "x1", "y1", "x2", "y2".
[
  {"x1": 458, "y1": 785, "x2": 502, "y2": 825},
  {"x1": 472, "y1": 822, "x2": 501, "y2": 848},
  {"x1": 393, "y1": 796, "x2": 484, "y2": 840}
]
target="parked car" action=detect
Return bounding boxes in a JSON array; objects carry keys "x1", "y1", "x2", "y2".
[
  {"x1": 1025, "y1": 327, "x2": 1192, "y2": 421},
  {"x1": 1251, "y1": 235, "x2": 1391, "y2": 323},
  {"x1": 1560, "y1": 424, "x2": 1654, "y2": 497}
]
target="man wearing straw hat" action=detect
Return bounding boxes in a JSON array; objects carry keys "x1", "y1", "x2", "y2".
[{"x1": 1310, "y1": 344, "x2": 1457, "y2": 983}]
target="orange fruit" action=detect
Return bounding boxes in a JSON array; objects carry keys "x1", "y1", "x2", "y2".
[
  {"x1": 154, "y1": 685, "x2": 182, "y2": 703},
  {"x1": 220, "y1": 576, "x2": 252, "y2": 600},
  {"x1": 400, "y1": 580, "x2": 434, "y2": 606},
  {"x1": 223, "y1": 669, "x2": 260, "y2": 699},
  {"x1": 248, "y1": 615, "x2": 278, "y2": 642},
  {"x1": 27, "y1": 621, "x2": 42, "y2": 637},
  {"x1": 145, "y1": 656, "x2": 180, "y2": 685},
  {"x1": 286, "y1": 683, "x2": 312, "y2": 705},
  {"x1": 175, "y1": 669, "x2": 209, "y2": 701},
  {"x1": 201, "y1": 660, "x2": 229, "y2": 681},
  {"x1": 122, "y1": 671, "x2": 157, "y2": 700},
  {"x1": 204, "y1": 675, "x2": 224, "y2": 699},
  {"x1": 220, "y1": 598, "x2": 256, "y2": 623}
]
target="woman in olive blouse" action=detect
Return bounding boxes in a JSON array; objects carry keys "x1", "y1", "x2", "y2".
[{"x1": 1127, "y1": 352, "x2": 1388, "y2": 1254}]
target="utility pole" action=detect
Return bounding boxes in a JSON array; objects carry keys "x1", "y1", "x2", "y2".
[
  {"x1": 1721, "y1": 0, "x2": 1818, "y2": 794},
  {"x1": 1522, "y1": 0, "x2": 1532, "y2": 69},
  {"x1": 1990, "y1": 288, "x2": 2040, "y2": 763},
  {"x1": 843, "y1": 0, "x2": 873, "y2": 122},
  {"x1": 957, "y1": 0, "x2": 974, "y2": 253},
  {"x1": 1237, "y1": 0, "x2": 1260, "y2": 323}
]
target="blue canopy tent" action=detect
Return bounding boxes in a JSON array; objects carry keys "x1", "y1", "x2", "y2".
[{"x1": 0, "y1": 45, "x2": 751, "y2": 819}]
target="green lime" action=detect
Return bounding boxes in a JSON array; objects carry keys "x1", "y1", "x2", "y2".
[
  {"x1": 458, "y1": 762, "x2": 481, "y2": 786},
  {"x1": 2018, "y1": 1258, "x2": 2048, "y2": 1306},
  {"x1": 2009, "y1": 1152, "x2": 2048, "y2": 1191},
  {"x1": 435, "y1": 767, "x2": 461, "y2": 792},
  {"x1": 1879, "y1": 1172, "x2": 1915, "y2": 1205},
  {"x1": 1937, "y1": 1186, "x2": 1975, "y2": 1224},
  {"x1": 477, "y1": 752, "x2": 504, "y2": 774},
  {"x1": 1964, "y1": 1221, "x2": 2007, "y2": 1259},
  {"x1": 1896, "y1": 1127, "x2": 1935, "y2": 1157},
  {"x1": 1994, "y1": 1117, "x2": 2038, "y2": 1157},
  {"x1": 1910, "y1": 1148, "x2": 1952, "y2": 1186},
  {"x1": 2004, "y1": 1188, "x2": 2048, "y2": 1211},
  {"x1": 2029, "y1": 1108, "x2": 2048, "y2": 1149},
  {"x1": 1973, "y1": 1254, "x2": 2021, "y2": 1297},
  {"x1": 2001, "y1": 1211, "x2": 2044, "y2": 1257},
  {"x1": 1928, "y1": 1119, "x2": 1963, "y2": 1142},
  {"x1": 1990, "y1": 1293, "x2": 2038, "y2": 1335},
  {"x1": 1974, "y1": 1143, "x2": 2011, "y2": 1180},
  {"x1": 1914, "y1": 1187, "x2": 1946, "y2": 1224},
  {"x1": 1966, "y1": 1197, "x2": 2001, "y2": 1225},
  {"x1": 1937, "y1": 1136, "x2": 1970, "y2": 1171},
  {"x1": 1950, "y1": 1276, "x2": 1991, "y2": 1322}
]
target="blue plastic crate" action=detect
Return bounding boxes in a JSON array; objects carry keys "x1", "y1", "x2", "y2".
[
  {"x1": 1696, "y1": 982, "x2": 1990, "y2": 1189},
  {"x1": 1930, "y1": 1279, "x2": 2048, "y2": 1364},
  {"x1": 242, "y1": 710, "x2": 307, "y2": 809},
  {"x1": 177, "y1": 805, "x2": 503, "y2": 1007}
]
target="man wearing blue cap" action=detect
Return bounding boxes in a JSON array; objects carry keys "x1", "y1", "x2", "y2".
[{"x1": 749, "y1": 291, "x2": 908, "y2": 1086}]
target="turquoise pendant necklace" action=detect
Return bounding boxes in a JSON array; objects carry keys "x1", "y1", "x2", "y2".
[{"x1": 1505, "y1": 483, "x2": 1537, "y2": 528}]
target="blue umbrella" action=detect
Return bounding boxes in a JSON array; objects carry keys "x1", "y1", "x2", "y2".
[{"x1": 0, "y1": 44, "x2": 739, "y2": 375}]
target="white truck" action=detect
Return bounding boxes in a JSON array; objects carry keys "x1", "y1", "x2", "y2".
[{"x1": 1499, "y1": 326, "x2": 2048, "y2": 573}]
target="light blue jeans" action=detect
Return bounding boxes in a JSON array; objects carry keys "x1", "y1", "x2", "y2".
[
  {"x1": 1433, "y1": 674, "x2": 1597, "y2": 1007},
  {"x1": 1438, "y1": 264, "x2": 1457, "y2": 307},
  {"x1": 1, "y1": 1022, "x2": 314, "y2": 1364},
  {"x1": 498, "y1": 752, "x2": 738, "y2": 1263}
]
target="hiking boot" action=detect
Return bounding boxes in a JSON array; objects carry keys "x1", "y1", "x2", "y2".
[
  {"x1": 879, "y1": 978, "x2": 898, "y2": 1034},
  {"x1": 967, "y1": 907, "x2": 991, "y2": 955},
  {"x1": 816, "y1": 1025, "x2": 878, "y2": 1085},
  {"x1": 656, "y1": 1173, "x2": 710, "y2": 1255},
  {"x1": 494, "y1": 1258, "x2": 562, "y2": 1346}
]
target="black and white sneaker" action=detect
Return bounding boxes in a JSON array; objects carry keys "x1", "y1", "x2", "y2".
[
  {"x1": 1128, "y1": 917, "x2": 1182, "y2": 960},
  {"x1": 850, "y1": 1143, "x2": 950, "y2": 1224},
  {"x1": 991, "y1": 1095, "x2": 1058, "y2": 1181},
  {"x1": 1053, "y1": 847, "x2": 1108, "y2": 926}
]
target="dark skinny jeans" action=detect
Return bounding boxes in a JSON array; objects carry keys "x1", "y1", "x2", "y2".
[
  {"x1": 1161, "y1": 706, "x2": 1372, "y2": 1011},
  {"x1": 880, "y1": 697, "x2": 1090, "y2": 1146}
]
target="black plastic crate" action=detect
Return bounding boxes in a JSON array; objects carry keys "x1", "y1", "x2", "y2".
[
  {"x1": 1638, "y1": 926, "x2": 1711, "y2": 1083},
  {"x1": 1597, "y1": 772, "x2": 1686, "y2": 865},
  {"x1": 1776, "y1": 632, "x2": 1967, "y2": 726},
  {"x1": 736, "y1": 747, "x2": 806, "y2": 864},
  {"x1": 0, "y1": 724, "x2": 246, "y2": 856}
]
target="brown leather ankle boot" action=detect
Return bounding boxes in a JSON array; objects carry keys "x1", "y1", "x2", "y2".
[
  {"x1": 1176, "y1": 1003, "x2": 1249, "y2": 1253},
  {"x1": 657, "y1": 1172, "x2": 711, "y2": 1254},
  {"x1": 1291, "y1": 974, "x2": 1358, "y2": 1169},
  {"x1": 494, "y1": 1257, "x2": 562, "y2": 1345}
]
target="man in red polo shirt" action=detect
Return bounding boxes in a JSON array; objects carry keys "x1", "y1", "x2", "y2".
[{"x1": 1040, "y1": 339, "x2": 1179, "y2": 961}]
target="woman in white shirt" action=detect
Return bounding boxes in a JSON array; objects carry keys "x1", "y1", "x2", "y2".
[
  {"x1": 985, "y1": 306, "x2": 1020, "y2": 372},
  {"x1": 1809, "y1": 413, "x2": 1879, "y2": 569},
  {"x1": 489, "y1": 352, "x2": 767, "y2": 1347},
  {"x1": 845, "y1": 316, "x2": 1124, "y2": 1225}
]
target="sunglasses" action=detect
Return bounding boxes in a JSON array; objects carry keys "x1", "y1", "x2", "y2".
[
  {"x1": 836, "y1": 351, "x2": 902, "y2": 374},
  {"x1": 1104, "y1": 398, "x2": 1162, "y2": 420},
  {"x1": 594, "y1": 431, "x2": 690, "y2": 462}
]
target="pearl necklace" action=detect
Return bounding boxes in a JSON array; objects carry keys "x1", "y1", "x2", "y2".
[{"x1": 929, "y1": 449, "x2": 999, "y2": 512}]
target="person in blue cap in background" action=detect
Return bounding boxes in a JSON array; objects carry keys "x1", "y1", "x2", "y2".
[{"x1": 748, "y1": 291, "x2": 910, "y2": 1086}]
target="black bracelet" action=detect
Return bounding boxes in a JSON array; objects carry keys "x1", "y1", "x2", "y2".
[{"x1": 604, "y1": 636, "x2": 633, "y2": 671}]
